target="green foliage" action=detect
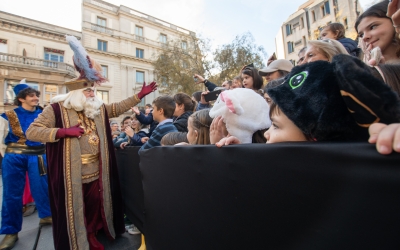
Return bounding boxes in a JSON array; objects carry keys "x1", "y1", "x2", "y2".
[
  {"x1": 152, "y1": 32, "x2": 267, "y2": 95},
  {"x1": 212, "y1": 32, "x2": 267, "y2": 83},
  {"x1": 152, "y1": 35, "x2": 212, "y2": 95}
]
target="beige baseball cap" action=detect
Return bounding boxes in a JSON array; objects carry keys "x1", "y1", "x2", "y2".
[{"x1": 259, "y1": 59, "x2": 294, "y2": 76}]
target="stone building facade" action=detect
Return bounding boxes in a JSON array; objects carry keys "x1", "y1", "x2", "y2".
[
  {"x1": 0, "y1": 0, "x2": 194, "y2": 114},
  {"x1": 0, "y1": 11, "x2": 80, "y2": 112},
  {"x1": 81, "y1": 0, "x2": 195, "y2": 107},
  {"x1": 276, "y1": 0, "x2": 362, "y2": 63}
]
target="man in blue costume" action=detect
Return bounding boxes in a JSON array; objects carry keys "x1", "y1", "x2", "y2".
[{"x1": 0, "y1": 80, "x2": 51, "y2": 250}]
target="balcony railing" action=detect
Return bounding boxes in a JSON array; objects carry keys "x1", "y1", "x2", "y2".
[
  {"x1": 0, "y1": 52, "x2": 76, "y2": 77},
  {"x1": 91, "y1": 23, "x2": 114, "y2": 35}
]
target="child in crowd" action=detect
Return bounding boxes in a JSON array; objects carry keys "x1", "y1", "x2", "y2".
[
  {"x1": 265, "y1": 55, "x2": 400, "y2": 143},
  {"x1": 139, "y1": 96, "x2": 178, "y2": 152},
  {"x1": 113, "y1": 116, "x2": 131, "y2": 148},
  {"x1": 133, "y1": 106, "x2": 158, "y2": 136},
  {"x1": 320, "y1": 23, "x2": 359, "y2": 57},
  {"x1": 240, "y1": 64, "x2": 264, "y2": 92},
  {"x1": 218, "y1": 55, "x2": 400, "y2": 146},
  {"x1": 173, "y1": 93, "x2": 196, "y2": 132},
  {"x1": 297, "y1": 47, "x2": 307, "y2": 65},
  {"x1": 187, "y1": 109, "x2": 213, "y2": 145},
  {"x1": 356, "y1": 0, "x2": 400, "y2": 65},
  {"x1": 160, "y1": 132, "x2": 189, "y2": 146},
  {"x1": 120, "y1": 117, "x2": 149, "y2": 148}
]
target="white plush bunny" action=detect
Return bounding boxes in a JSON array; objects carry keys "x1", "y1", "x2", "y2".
[{"x1": 209, "y1": 88, "x2": 271, "y2": 143}]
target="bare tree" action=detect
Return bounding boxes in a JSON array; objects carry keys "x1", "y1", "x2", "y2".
[
  {"x1": 152, "y1": 34, "x2": 213, "y2": 95},
  {"x1": 212, "y1": 32, "x2": 267, "y2": 83}
]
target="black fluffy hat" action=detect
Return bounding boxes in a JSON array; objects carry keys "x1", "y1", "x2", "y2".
[{"x1": 267, "y1": 55, "x2": 400, "y2": 142}]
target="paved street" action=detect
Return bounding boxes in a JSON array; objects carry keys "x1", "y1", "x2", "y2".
[{"x1": 0, "y1": 178, "x2": 142, "y2": 250}]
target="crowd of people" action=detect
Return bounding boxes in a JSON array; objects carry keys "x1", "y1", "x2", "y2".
[
  {"x1": 110, "y1": 0, "x2": 400, "y2": 157},
  {"x1": 1, "y1": 0, "x2": 400, "y2": 250}
]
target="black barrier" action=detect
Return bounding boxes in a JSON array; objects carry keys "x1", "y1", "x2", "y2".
[
  {"x1": 115, "y1": 147, "x2": 145, "y2": 233},
  {"x1": 134, "y1": 142, "x2": 400, "y2": 250}
]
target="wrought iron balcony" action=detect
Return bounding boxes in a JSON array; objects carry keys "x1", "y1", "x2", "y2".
[{"x1": 0, "y1": 52, "x2": 76, "y2": 77}]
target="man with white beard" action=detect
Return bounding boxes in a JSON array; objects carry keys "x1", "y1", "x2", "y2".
[
  {"x1": 26, "y1": 79, "x2": 156, "y2": 250},
  {"x1": 25, "y1": 34, "x2": 156, "y2": 250}
]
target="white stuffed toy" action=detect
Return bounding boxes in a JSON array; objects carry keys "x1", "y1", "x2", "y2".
[{"x1": 209, "y1": 88, "x2": 271, "y2": 143}]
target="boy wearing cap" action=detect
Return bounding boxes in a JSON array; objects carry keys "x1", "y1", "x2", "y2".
[
  {"x1": 0, "y1": 80, "x2": 51, "y2": 250},
  {"x1": 258, "y1": 59, "x2": 294, "y2": 82}
]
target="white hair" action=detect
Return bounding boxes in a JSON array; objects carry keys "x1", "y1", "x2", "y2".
[{"x1": 51, "y1": 89, "x2": 103, "y2": 119}]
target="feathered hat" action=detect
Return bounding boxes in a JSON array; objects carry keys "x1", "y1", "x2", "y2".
[{"x1": 64, "y1": 35, "x2": 107, "y2": 91}]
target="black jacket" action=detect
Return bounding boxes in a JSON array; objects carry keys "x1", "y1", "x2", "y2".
[{"x1": 173, "y1": 111, "x2": 193, "y2": 132}]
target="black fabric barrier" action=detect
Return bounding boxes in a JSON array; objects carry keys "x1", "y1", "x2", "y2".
[
  {"x1": 134, "y1": 142, "x2": 400, "y2": 250},
  {"x1": 115, "y1": 147, "x2": 145, "y2": 233}
]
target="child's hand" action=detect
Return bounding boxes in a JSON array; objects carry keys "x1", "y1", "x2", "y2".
[
  {"x1": 369, "y1": 123, "x2": 400, "y2": 154},
  {"x1": 215, "y1": 136, "x2": 241, "y2": 148},
  {"x1": 132, "y1": 106, "x2": 140, "y2": 115},
  {"x1": 125, "y1": 126, "x2": 134, "y2": 137},
  {"x1": 120, "y1": 142, "x2": 128, "y2": 149},
  {"x1": 210, "y1": 116, "x2": 227, "y2": 144},
  {"x1": 141, "y1": 137, "x2": 149, "y2": 143}
]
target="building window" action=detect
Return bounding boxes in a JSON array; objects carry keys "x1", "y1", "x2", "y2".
[
  {"x1": 135, "y1": 26, "x2": 143, "y2": 36},
  {"x1": 287, "y1": 42, "x2": 294, "y2": 54},
  {"x1": 311, "y1": 11, "x2": 316, "y2": 22},
  {"x1": 97, "y1": 17, "x2": 106, "y2": 26},
  {"x1": 286, "y1": 24, "x2": 292, "y2": 36},
  {"x1": 343, "y1": 17, "x2": 348, "y2": 29},
  {"x1": 322, "y1": 1, "x2": 330, "y2": 16},
  {"x1": 44, "y1": 84, "x2": 58, "y2": 105},
  {"x1": 300, "y1": 17, "x2": 304, "y2": 29},
  {"x1": 97, "y1": 40, "x2": 107, "y2": 51},
  {"x1": 136, "y1": 48, "x2": 144, "y2": 58},
  {"x1": 160, "y1": 34, "x2": 167, "y2": 44},
  {"x1": 4, "y1": 80, "x2": 39, "y2": 105},
  {"x1": 44, "y1": 48, "x2": 64, "y2": 62},
  {"x1": 182, "y1": 61, "x2": 188, "y2": 69},
  {"x1": 181, "y1": 41, "x2": 187, "y2": 50},
  {"x1": 96, "y1": 90, "x2": 109, "y2": 104},
  {"x1": 136, "y1": 71, "x2": 144, "y2": 84},
  {"x1": 135, "y1": 26, "x2": 144, "y2": 42},
  {"x1": 101, "y1": 65, "x2": 108, "y2": 78},
  {"x1": 302, "y1": 36, "x2": 307, "y2": 46}
]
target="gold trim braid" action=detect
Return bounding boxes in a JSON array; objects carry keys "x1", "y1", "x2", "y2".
[
  {"x1": 82, "y1": 171, "x2": 99, "y2": 180},
  {"x1": 60, "y1": 104, "x2": 78, "y2": 250},
  {"x1": 5, "y1": 110, "x2": 26, "y2": 144}
]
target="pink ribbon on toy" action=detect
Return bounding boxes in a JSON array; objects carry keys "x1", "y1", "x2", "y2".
[{"x1": 220, "y1": 91, "x2": 236, "y2": 114}]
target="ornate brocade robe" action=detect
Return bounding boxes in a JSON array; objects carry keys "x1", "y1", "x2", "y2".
[{"x1": 26, "y1": 95, "x2": 140, "y2": 250}]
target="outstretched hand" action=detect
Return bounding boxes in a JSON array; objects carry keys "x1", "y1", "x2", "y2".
[
  {"x1": 132, "y1": 106, "x2": 140, "y2": 115},
  {"x1": 369, "y1": 123, "x2": 400, "y2": 155},
  {"x1": 210, "y1": 116, "x2": 228, "y2": 144},
  {"x1": 137, "y1": 81, "x2": 157, "y2": 99}
]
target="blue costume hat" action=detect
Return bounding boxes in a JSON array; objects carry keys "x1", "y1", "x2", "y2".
[{"x1": 13, "y1": 79, "x2": 29, "y2": 95}]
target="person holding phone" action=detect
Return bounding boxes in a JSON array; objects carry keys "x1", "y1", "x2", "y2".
[{"x1": 193, "y1": 74, "x2": 218, "y2": 91}]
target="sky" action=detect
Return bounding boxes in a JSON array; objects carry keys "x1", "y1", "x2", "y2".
[{"x1": 0, "y1": 0, "x2": 375, "y2": 63}]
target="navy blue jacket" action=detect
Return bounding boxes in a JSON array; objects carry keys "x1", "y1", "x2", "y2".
[{"x1": 338, "y1": 38, "x2": 359, "y2": 57}]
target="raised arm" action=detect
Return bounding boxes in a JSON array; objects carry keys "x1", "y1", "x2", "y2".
[{"x1": 105, "y1": 81, "x2": 157, "y2": 118}]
